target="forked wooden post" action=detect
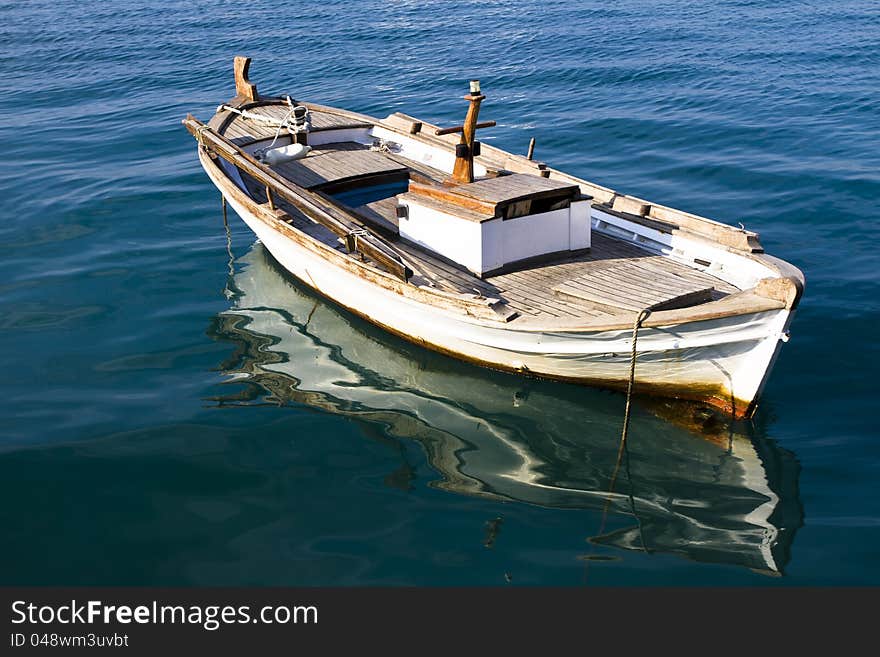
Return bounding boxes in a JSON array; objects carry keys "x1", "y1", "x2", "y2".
[
  {"x1": 233, "y1": 56, "x2": 258, "y2": 102},
  {"x1": 434, "y1": 80, "x2": 496, "y2": 184}
]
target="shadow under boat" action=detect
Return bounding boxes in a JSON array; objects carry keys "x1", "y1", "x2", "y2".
[{"x1": 206, "y1": 241, "x2": 803, "y2": 576}]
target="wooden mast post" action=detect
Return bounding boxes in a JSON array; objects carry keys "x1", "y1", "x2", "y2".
[
  {"x1": 453, "y1": 81, "x2": 483, "y2": 184},
  {"x1": 233, "y1": 56, "x2": 258, "y2": 103},
  {"x1": 434, "y1": 80, "x2": 495, "y2": 184}
]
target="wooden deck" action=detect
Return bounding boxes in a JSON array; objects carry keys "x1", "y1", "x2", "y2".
[
  {"x1": 225, "y1": 104, "x2": 741, "y2": 322},
  {"x1": 393, "y1": 232, "x2": 738, "y2": 320}
]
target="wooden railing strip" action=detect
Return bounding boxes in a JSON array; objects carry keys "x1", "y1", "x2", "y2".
[{"x1": 183, "y1": 115, "x2": 412, "y2": 282}]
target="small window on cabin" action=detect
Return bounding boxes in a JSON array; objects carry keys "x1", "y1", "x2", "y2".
[{"x1": 530, "y1": 197, "x2": 572, "y2": 215}]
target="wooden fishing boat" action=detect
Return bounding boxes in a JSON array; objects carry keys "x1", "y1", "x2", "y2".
[{"x1": 184, "y1": 57, "x2": 804, "y2": 419}]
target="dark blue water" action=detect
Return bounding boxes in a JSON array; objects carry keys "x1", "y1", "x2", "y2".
[{"x1": 1, "y1": 0, "x2": 878, "y2": 585}]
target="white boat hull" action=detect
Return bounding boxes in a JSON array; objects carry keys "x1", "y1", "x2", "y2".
[{"x1": 202, "y1": 150, "x2": 794, "y2": 417}]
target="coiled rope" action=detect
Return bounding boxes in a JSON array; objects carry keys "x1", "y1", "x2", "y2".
[{"x1": 218, "y1": 97, "x2": 311, "y2": 161}]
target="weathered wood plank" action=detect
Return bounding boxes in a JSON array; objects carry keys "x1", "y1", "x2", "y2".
[
  {"x1": 407, "y1": 173, "x2": 579, "y2": 220},
  {"x1": 406, "y1": 181, "x2": 497, "y2": 218},
  {"x1": 234, "y1": 56, "x2": 258, "y2": 102},
  {"x1": 552, "y1": 261, "x2": 715, "y2": 312},
  {"x1": 272, "y1": 145, "x2": 407, "y2": 190},
  {"x1": 255, "y1": 104, "x2": 372, "y2": 132},
  {"x1": 450, "y1": 173, "x2": 577, "y2": 205}
]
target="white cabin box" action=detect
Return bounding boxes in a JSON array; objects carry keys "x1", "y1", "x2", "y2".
[{"x1": 397, "y1": 173, "x2": 591, "y2": 277}]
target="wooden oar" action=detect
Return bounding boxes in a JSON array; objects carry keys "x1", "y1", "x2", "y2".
[{"x1": 182, "y1": 115, "x2": 413, "y2": 282}]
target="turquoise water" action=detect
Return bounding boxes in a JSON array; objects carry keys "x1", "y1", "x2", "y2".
[{"x1": 1, "y1": 0, "x2": 878, "y2": 585}]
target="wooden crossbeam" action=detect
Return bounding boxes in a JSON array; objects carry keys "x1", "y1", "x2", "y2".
[
  {"x1": 434, "y1": 81, "x2": 494, "y2": 184},
  {"x1": 434, "y1": 120, "x2": 496, "y2": 136}
]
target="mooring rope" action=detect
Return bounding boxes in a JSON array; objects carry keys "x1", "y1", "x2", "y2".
[
  {"x1": 593, "y1": 307, "x2": 654, "y2": 554},
  {"x1": 218, "y1": 99, "x2": 296, "y2": 126},
  {"x1": 218, "y1": 98, "x2": 309, "y2": 132},
  {"x1": 585, "y1": 315, "x2": 657, "y2": 583},
  {"x1": 618, "y1": 307, "x2": 653, "y2": 457}
]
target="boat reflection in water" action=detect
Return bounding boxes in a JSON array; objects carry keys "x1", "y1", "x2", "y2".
[{"x1": 208, "y1": 242, "x2": 802, "y2": 576}]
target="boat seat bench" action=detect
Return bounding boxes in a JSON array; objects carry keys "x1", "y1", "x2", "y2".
[
  {"x1": 270, "y1": 143, "x2": 408, "y2": 191},
  {"x1": 552, "y1": 265, "x2": 715, "y2": 312}
]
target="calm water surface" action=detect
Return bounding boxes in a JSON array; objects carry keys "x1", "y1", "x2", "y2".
[{"x1": 1, "y1": 0, "x2": 878, "y2": 585}]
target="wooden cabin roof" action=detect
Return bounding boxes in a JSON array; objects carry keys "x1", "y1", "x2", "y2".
[
  {"x1": 450, "y1": 173, "x2": 579, "y2": 207},
  {"x1": 405, "y1": 173, "x2": 581, "y2": 221}
]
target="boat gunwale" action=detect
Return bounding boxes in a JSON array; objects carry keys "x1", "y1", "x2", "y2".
[
  {"x1": 214, "y1": 96, "x2": 805, "y2": 292},
  {"x1": 213, "y1": 97, "x2": 804, "y2": 270}
]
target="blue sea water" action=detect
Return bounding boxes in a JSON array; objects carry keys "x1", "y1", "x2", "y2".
[{"x1": 1, "y1": 0, "x2": 878, "y2": 585}]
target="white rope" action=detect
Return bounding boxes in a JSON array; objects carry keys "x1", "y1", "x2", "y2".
[
  {"x1": 217, "y1": 98, "x2": 306, "y2": 129},
  {"x1": 218, "y1": 97, "x2": 311, "y2": 161},
  {"x1": 262, "y1": 97, "x2": 297, "y2": 156}
]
